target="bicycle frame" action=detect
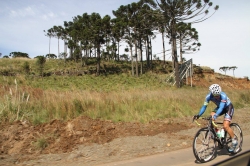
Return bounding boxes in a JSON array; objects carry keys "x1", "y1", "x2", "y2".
[{"x1": 194, "y1": 117, "x2": 227, "y2": 148}]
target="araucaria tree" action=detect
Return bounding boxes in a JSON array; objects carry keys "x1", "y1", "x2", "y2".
[
  {"x1": 44, "y1": 28, "x2": 54, "y2": 56},
  {"x1": 219, "y1": 66, "x2": 229, "y2": 75},
  {"x1": 176, "y1": 22, "x2": 201, "y2": 64},
  {"x1": 9, "y1": 52, "x2": 30, "y2": 58},
  {"x1": 220, "y1": 66, "x2": 238, "y2": 77},
  {"x1": 229, "y1": 66, "x2": 237, "y2": 77},
  {"x1": 155, "y1": 0, "x2": 219, "y2": 87},
  {"x1": 89, "y1": 13, "x2": 108, "y2": 75},
  {"x1": 112, "y1": 0, "x2": 157, "y2": 77},
  {"x1": 44, "y1": 0, "x2": 218, "y2": 82}
]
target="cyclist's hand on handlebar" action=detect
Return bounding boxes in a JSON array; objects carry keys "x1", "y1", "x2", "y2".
[
  {"x1": 193, "y1": 115, "x2": 200, "y2": 121},
  {"x1": 212, "y1": 114, "x2": 218, "y2": 120}
]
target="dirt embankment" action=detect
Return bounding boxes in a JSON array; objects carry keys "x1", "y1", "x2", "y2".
[
  {"x1": 191, "y1": 67, "x2": 250, "y2": 89},
  {"x1": 0, "y1": 116, "x2": 193, "y2": 166},
  {"x1": 1, "y1": 108, "x2": 249, "y2": 166},
  {"x1": 0, "y1": 72, "x2": 249, "y2": 166}
]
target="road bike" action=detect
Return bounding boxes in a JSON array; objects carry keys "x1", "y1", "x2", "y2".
[{"x1": 192, "y1": 116, "x2": 243, "y2": 163}]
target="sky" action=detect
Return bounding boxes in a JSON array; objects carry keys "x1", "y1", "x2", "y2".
[{"x1": 0, "y1": 0, "x2": 250, "y2": 78}]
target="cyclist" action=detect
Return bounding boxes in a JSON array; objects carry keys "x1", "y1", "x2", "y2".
[{"x1": 193, "y1": 84, "x2": 237, "y2": 152}]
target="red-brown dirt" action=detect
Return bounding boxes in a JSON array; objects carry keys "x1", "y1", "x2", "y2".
[
  {"x1": 0, "y1": 117, "x2": 189, "y2": 155},
  {"x1": 191, "y1": 72, "x2": 250, "y2": 89},
  {"x1": 0, "y1": 72, "x2": 249, "y2": 166}
]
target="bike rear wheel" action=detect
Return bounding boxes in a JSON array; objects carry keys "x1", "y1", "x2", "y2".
[
  {"x1": 225, "y1": 123, "x2": 243, "y2": 154},
  {"x1": 193, "y1": 127, "x2": 216, "y2": 163}
]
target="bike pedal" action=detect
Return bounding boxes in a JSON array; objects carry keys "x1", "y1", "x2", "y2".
[{"x1": 218, "y1": 144, "x2": 223, "y2": 149}]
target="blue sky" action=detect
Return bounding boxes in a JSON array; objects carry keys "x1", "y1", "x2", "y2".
[{"x1": 0, "y1": 0, "x2": 249, "y2": 78}]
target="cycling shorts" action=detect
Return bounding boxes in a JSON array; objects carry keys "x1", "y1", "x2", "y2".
[{"x1": 214, "y1": 103, "x2": 234, "y2": 122}]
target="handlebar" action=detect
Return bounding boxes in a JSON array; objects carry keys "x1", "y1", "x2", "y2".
[
  {"x1": 212, "y1": 121, "x2": 218, "y2": 127},
  {"x1": 194, "y1": 120, "x2": 201, "y2": 126},
  {"x1": 193, "y1": 116, "x2": 218, "y2": 127}
]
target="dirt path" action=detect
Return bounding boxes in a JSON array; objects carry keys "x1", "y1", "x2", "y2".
[
  {"x1": 0, "y1": 108, "x2": 249, "y2": 166},
  {"x1": 97, "y1": 135, "x2": 250, "y2": 166}
]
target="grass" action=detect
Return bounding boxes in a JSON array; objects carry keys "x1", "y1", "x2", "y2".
[
  {"x1": 0, "y1": 58, "x2": 249, "y2": 124},
  {"x1": 33, "y1": 136, "x2": 49, "y2": 150}
]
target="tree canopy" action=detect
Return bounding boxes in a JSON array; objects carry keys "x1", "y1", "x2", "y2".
[
  {"x1": 9, "y1": 52, "x2": 30, "y2": 58},
  {"x1": 42, "y1": 0, "x2": 219, "y2": 87}
]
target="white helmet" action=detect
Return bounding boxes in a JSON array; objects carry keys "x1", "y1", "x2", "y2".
[{"x1": 209, "y1": 84, "x2": 221, "y2": 95}]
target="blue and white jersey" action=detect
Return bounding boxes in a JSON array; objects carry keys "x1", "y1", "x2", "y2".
[
  {"x1": 204, "y1": 92, "x2": 231, "y2": 107},
  {"x1": 198, "y1": 92, "x2": 231, "y2": 116}
]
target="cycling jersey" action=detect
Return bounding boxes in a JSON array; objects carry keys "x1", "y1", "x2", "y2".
[{"x1": 198, "y1": 92, "x2": 231, "y2": 116}]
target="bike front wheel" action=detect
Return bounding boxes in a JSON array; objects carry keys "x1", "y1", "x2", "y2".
[
  {"x1": 225, "y1": 123, "x2": 243, "y2": 154},
  {"x1": 193, "y1": 127, "x2": 216, "y2": 163}
]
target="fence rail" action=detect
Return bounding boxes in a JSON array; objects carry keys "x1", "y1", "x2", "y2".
[{"x1": 166, "y1": 59, "x2": 193, "y2": 86}]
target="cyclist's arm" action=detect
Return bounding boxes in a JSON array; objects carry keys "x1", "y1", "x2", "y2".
[
  {"x1": 214, "y1": 94, "x2": 228, "y2": 116},
  {"x1": 198, "y1": 102, "x2": 208, "y2": 116},
  {"x1": 198, "y1": 94, "x2": 211, "y2": 116},
  {"x1": 214, "y1": 101, "x2": 226, "y2": 116}
]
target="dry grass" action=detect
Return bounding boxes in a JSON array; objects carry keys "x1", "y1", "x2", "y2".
[
  {"x1": 0, "y1": 58, "x2": 249, "y2": 124},
  {"x1": 1, "y1": 79, "x2": 249, "y2": 124}
]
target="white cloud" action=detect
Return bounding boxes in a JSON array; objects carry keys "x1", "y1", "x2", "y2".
[
  {"x1": 41, "y1": 12, "x2": 57, "y2": 20},
  {"x1": 8, "y1": 6, "x2": 37, "y2": 18},
  {"x1": 9, "y1": 10, "x2": 18, "y2": 17},
  {"x1": 48, "y1": 12, "x2": 56, "y2": 18},
  {"x1": 24, "y1": 6, "x2": 36, "y2": 16},
  {"x1": 41, "y1": 14, "x2": 49, "y2": 20}
]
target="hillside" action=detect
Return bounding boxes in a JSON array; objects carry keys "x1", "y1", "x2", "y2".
[
  {"x1": 0, "y1": 58, "x2": 249, "y2": 90},
  {"x1": 0, "y1": 60, "x2": 249, "y2": 166},
  {"x1": 191, "y1": 65, "x2": 250, "y2": 89}
]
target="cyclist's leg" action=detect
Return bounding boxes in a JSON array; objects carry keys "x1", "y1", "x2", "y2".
[
  {"x1": 223, "y1": 104, "x2": 238, "y2": 151},
  {"x1": 224, "y1": 120, "x2": 234, "y2": 138},
  {"x1": 223, "y1": 104, "x2": 234, "y2": 138}
]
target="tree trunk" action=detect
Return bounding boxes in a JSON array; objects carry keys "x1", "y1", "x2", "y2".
[
  {"x1": 80, "y1": 41, "x2": 83, "y2": 67},
  {"x1": 96, "y1": 44, "x2": 101, "y2": 76},
  {"x1": 117, "y1": 41, "x2": 120, "y2": 61},
  {"x1": 49, "y1": 37, "x2": 51, "y2": 56},
  {"x1": 146, "y1": 39, "x2": 150, "y2": 69},
  {"x1": 64, "y1": 40, "x2": 67, "y2": 65},
  {"x1": 172, "y1": 30, "x2": 180, "y2": 88},
  {"x1": 150, "y1": 38, "x2": 153, "y2": 70},
  {"x1": 162, "y1": 32, "x2": 166, "y2": 68},
  {"x1": 139, "y1": 39, "x2": 143, "y2": 75},
  {"x1": 58, "y1": 37, "x2": 60, "y2": 58},
  {"x1": 179, "y1": 34, "x2": 183, "y2": 64},
  {"x1": 130, "y1": 46, "x2": 134, "y2": 76},
  {"x1": 135, "y1": 40, "x2": 138, "y2": 77}
]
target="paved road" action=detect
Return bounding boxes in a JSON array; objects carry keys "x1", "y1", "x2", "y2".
[{"x1": 98, "y1": 135, "x2": 250, "y2": 166}]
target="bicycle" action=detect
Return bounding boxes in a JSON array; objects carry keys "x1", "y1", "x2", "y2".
[{"x1": 192, "y1": 116, "x2": 243, "y2": 163}]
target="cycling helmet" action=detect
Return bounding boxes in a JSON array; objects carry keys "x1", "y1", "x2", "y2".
[{"x1": 209, "y1": 84, "x2": 221, "y2": 96}]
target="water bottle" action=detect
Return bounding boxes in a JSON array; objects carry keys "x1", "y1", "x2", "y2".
[
  {"x1": 216, "y1": 129, "x2": 221, "y2": 137},
  {"x1": 220, "y1": 128, "x2": 225, "y2": 138}
]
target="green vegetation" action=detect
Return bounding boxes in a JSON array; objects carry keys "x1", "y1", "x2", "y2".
[
  {"x1": 0, "y1": 58, "x2": 249, "y2": 124},
  {"x1": 42, "y1": 0, "x2": 219, "y2": 87},
  {"x1": 33, "y1": 136, "x2": 49, "y2": 150}
]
